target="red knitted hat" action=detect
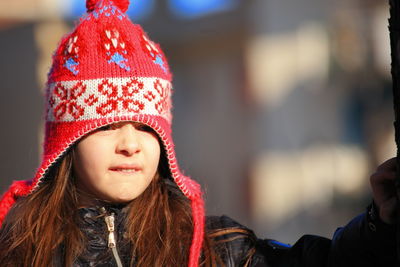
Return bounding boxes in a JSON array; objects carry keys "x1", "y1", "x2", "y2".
[{"x1": 0, "y1": 0, "x2": 204, "y2": 266}]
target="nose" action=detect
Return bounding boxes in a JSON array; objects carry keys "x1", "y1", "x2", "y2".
[{"x1": 115, "y1": 123, "x2": 141, "y2": 156}]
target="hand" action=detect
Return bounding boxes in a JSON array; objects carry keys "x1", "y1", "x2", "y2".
[{"x1": 370, "y1": 157, "x2": 399, "y2": 224}]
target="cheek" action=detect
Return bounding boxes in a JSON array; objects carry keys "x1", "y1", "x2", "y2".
[
  {"x1": 74, "y1": 141, "x2": 109, "y2": 181},
  {"x1": 147, "y1": 141, "x2": 161, "y2": 173}
]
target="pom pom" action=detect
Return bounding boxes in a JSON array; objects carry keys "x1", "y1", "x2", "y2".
[
  {"x1": 86, "y1": 0, "x2": 130, "y2": 13},
  {"x1": 0, "y1": 180, "x2": 32, "y2": 225}
]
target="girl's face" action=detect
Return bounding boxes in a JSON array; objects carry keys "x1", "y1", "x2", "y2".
[{"x1": 73, "y1": 122, "x2": 161, "y2": 204}]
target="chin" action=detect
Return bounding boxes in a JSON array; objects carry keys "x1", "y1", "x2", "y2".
[
  {"x1": 106, "y1": 187, "x2": 146, "y2": 203},
  {"x1": 109, "y1": 196, "x2": 136, "y2": 204}
]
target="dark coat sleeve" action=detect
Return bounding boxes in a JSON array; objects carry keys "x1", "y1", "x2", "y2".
[
  {"x1": 327, "y1": 211, "x2": 396, "y2": 267},
  {"x1": 207, "y1": 207, "x2": 397, "y2": 267}
]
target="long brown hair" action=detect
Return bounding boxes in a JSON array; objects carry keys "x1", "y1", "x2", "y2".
[
  {"x1": 0, "y1": 151, "x2": 82, "y2": 266},
  {"x1": 0, "y1": 149, "x2": 255, "y2": 266}
]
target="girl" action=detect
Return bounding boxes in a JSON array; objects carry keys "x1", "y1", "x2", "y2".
[{"x1": 0, "y1": 0, "x2": 397, "y2": 266}]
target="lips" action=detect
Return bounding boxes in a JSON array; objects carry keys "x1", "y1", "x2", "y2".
[{"x1": 109, "y1": 164, "x2": 142, "y2": 173}]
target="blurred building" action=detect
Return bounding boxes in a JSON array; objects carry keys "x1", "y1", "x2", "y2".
[{"x1": 0, "y1": 0, "x2": 395, "y2": 243}]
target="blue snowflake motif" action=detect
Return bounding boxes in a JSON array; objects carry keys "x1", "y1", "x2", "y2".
[
  {"x1": 64, "y1": 58, "x2": 79, "y2": 75},
  {"x1": 108, "y1": 52, "x2": 131, "y2": 71},
  {"x1": 154, "y1": 55, "x2": 167, "y2": 73},
  {"x1": 85, "y1": 1, "x2": 125, "y2": 21}
]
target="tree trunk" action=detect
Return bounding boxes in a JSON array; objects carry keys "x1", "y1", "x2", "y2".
[{"x1": 388, "y1": 0, "x2": 400, "y2": 262}]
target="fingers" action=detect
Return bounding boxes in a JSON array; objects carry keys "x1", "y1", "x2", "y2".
[
  {"x1": 370, "y1": 157, "x2": 399, "y2": 224},
  {"x1": 370, "y1": 173, "x2": 397, "y2": 196},
  {"x1": 376, "y1": 157, "x2": 397, "y2": 172},
  {"x1": 370, "y1": 171, "x2": 397, "y2": 184},
  {"x1": 370, "y1": 159, "x2": 397, "y2": 189}
]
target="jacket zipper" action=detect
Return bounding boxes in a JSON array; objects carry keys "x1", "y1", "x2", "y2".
[{"x1": 100, "y1": 207, "x2": 124, "y2": 267}]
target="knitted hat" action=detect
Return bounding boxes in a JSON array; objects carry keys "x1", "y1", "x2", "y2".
[{"x1": 0, "y1": 0, "x2": 204, "y2": 266}]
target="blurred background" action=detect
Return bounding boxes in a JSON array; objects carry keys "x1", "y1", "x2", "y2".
[{"x1": 0, "y1": 0, "x2": 395, "y2": 243}]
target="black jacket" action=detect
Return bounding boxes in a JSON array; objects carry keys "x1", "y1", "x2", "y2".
[
  {"x1": 69, "y1": 204, "x2": 396, "y2": 267},
  {"x1": 207, "y1": 210, "x2": 397, "y2": 267}
]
